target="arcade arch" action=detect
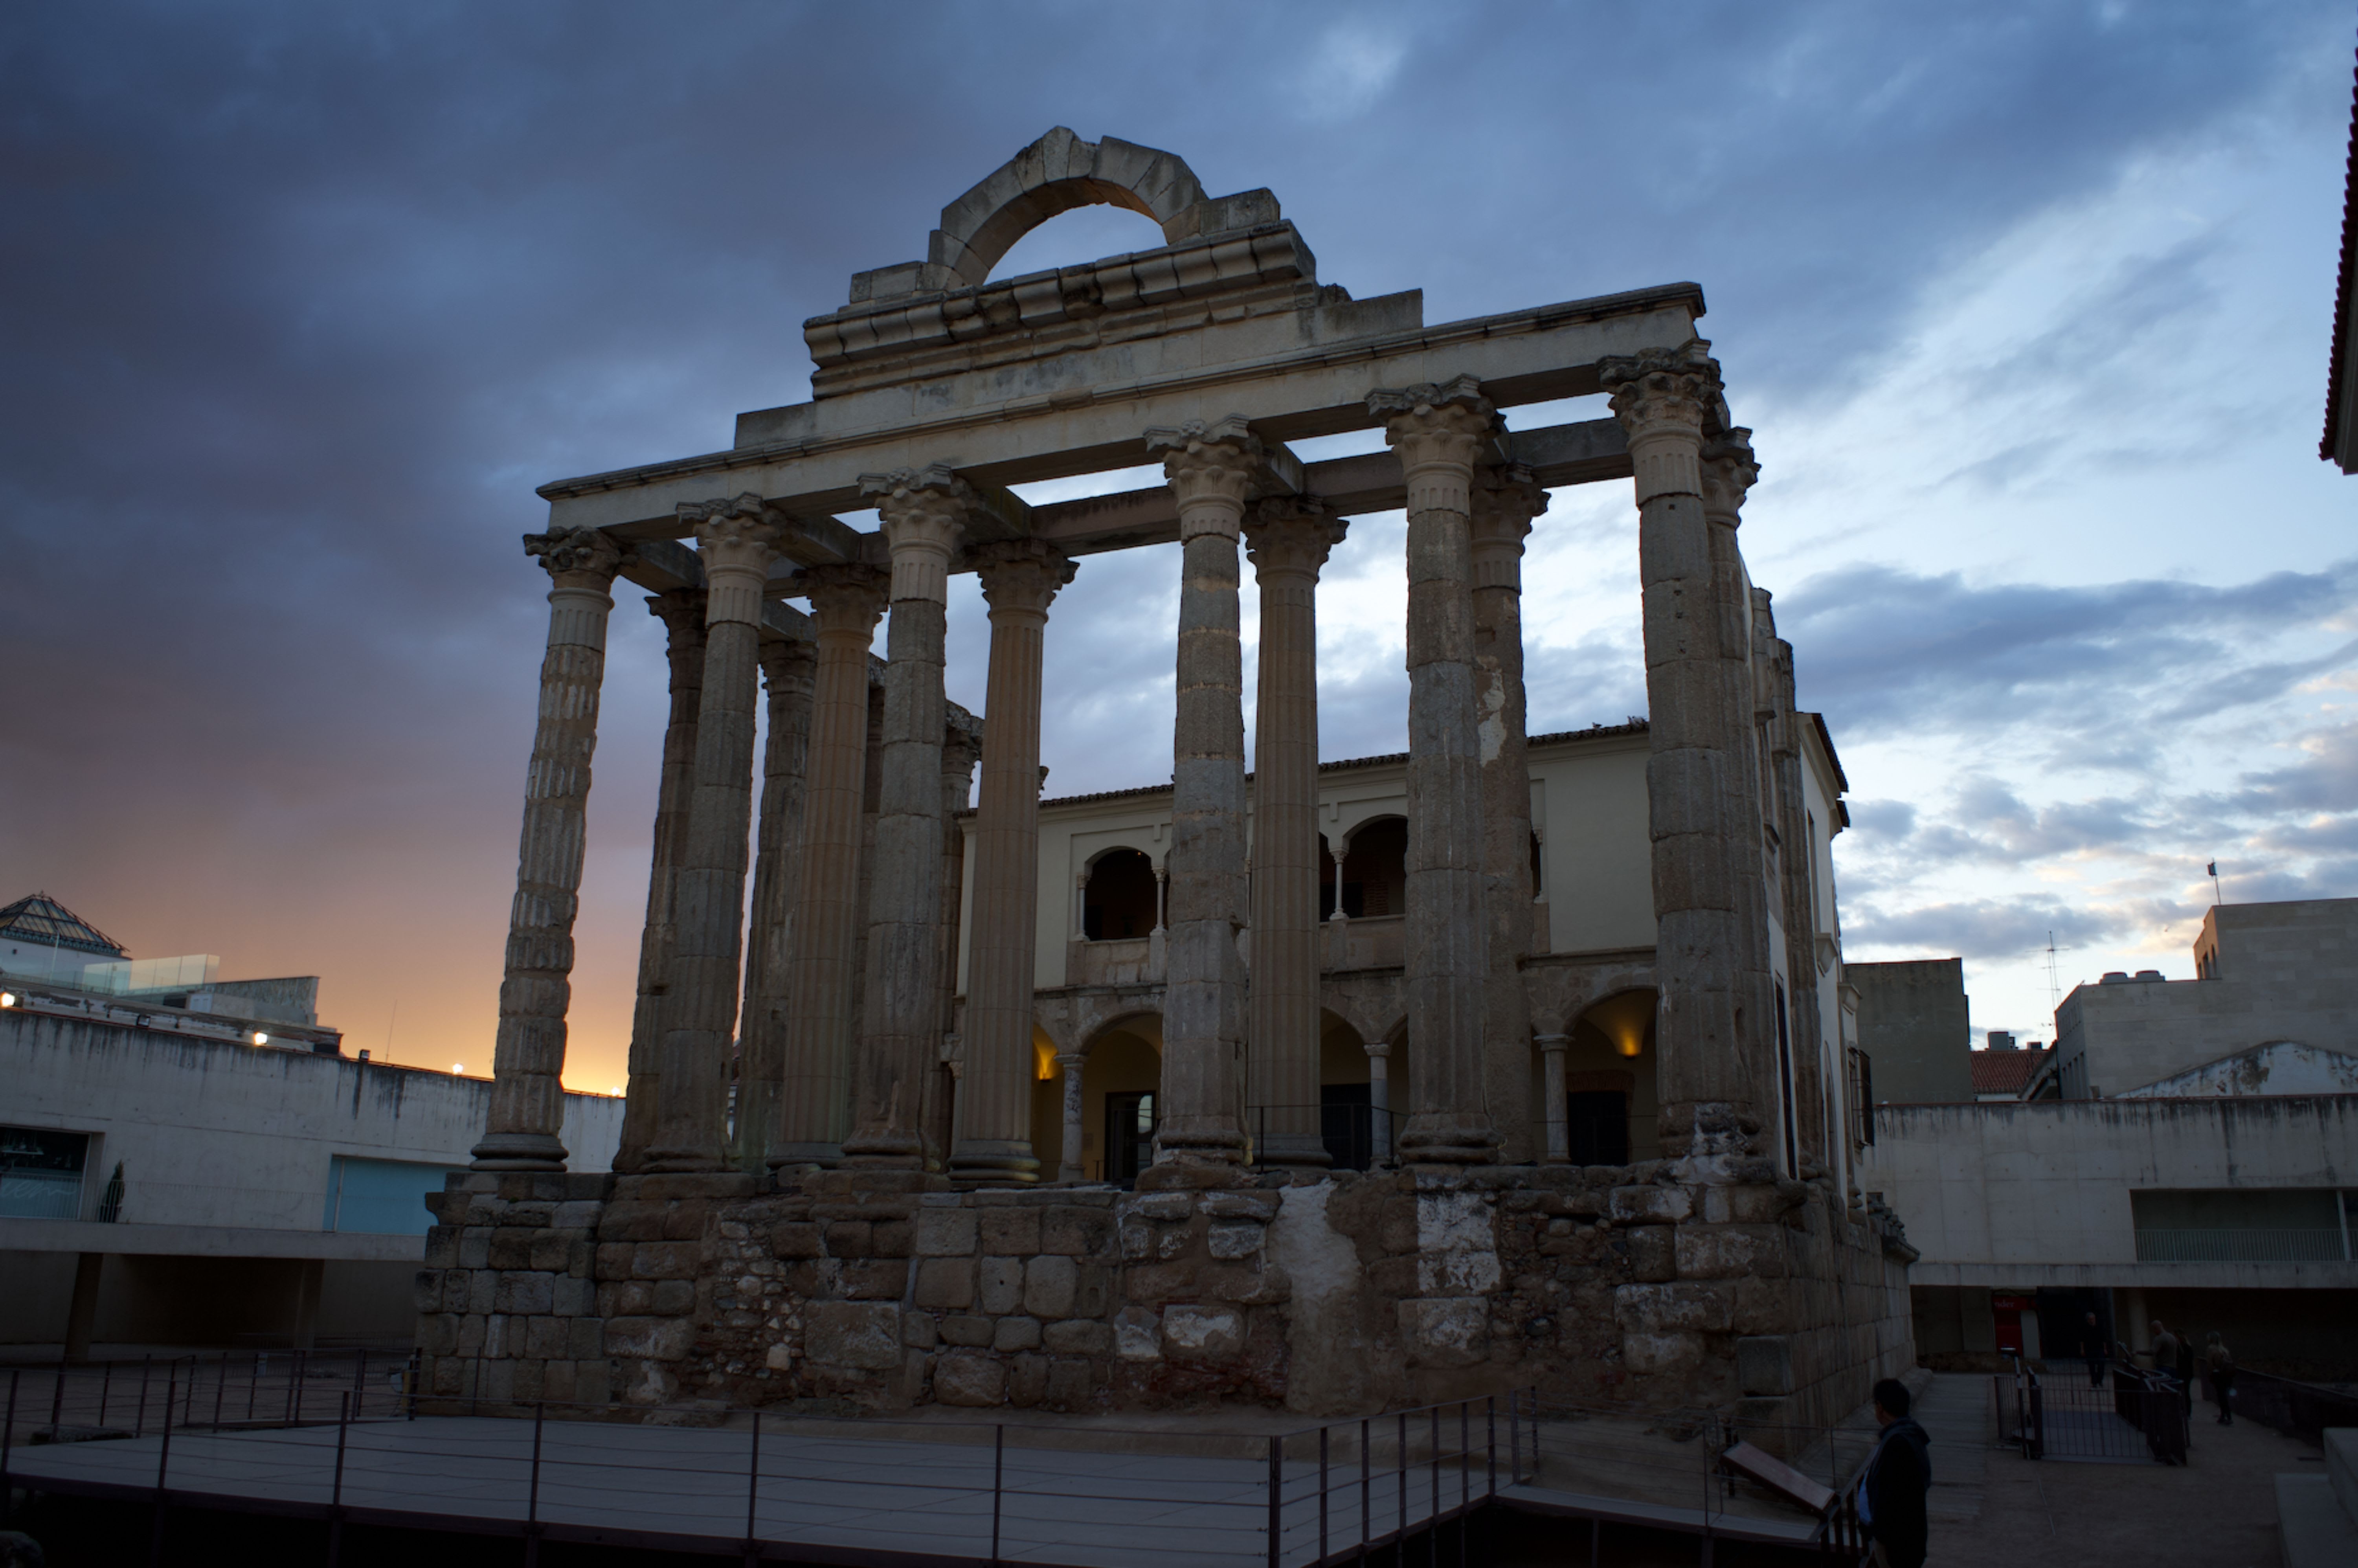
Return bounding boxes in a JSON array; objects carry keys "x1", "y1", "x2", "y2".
[
  {"x1": 1542, "y1": 988, "x2": 1661, "y2": 1166},
  {"x1": 1080, "y1": 847, "x2": 1159, "y2": 941}
]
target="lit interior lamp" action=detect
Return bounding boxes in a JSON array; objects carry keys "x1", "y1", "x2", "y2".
[
  {"x1": 452, "y1": 1063, "x2": 464, "y2": 1074},
  {"x1": 0, "y1": 992, "x2": 15, "y2": 1008},
  {"x1": 252, "y1": 1032, "x2": 270, "y2": 1046}
]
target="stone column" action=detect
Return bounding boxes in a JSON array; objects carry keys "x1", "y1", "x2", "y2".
[
  {"x1": 1752, "y1": 588, "x2": 1829, "y2": 1175},
  {"x1": 645, "y1": 498, "x2": 778, "y2": 1173},
  {"x1": 731, "y1": 637, "x2": 817, "y2": 1171},
  {"x1": 473, "y1": 526, "x2": 627, "y2": 1171},
  {"x1": 1140, "y1": 417, "x2": 1264, "y2": 1182},
  {"x1": 1371, "y1": 378, "x2": 1499, "y2": 1165},
  {"x1": 1473, "y1": 466, "x2": 1548, "y2": 1164},
  {"x1": 772, "y1": 565, "x2": 887, "y2": 1168},
  {"x1": 1601, "y1": 340, "x2": 1760, "y2": 1164},
  {"x1": 925, "y1": 725, "x2": 981, "y2": 1171},
  {"x1": 1055, "y1": 1050, "x2": 1086, "y2": 1182},
  {"x1": 842, "y1": 467, "x2": 967, "y2": 1171},
  {"x1": 1244, "y1": 499, "x2": 1346, "y2": 1169},
  {"x1": 615, "y1": 589, "x2": 705, "y2": 1173},
  {"x1": 1365, "y1": 1040, "x2": 1392, "y2": 1166},
  {"x1": 952, "y1": 540, "x2": 1074, "y2": 1185},
  {"x1": 1535, "y1": 1033, "x2": 1570, "y2": 1165}
]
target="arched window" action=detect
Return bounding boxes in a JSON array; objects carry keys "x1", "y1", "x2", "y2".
[
  {"x1": 1334, "y1": 819, "x2": 1407, "y2": 918},
  {"x1": 1082, "y1": 849, "x2": 1157, "y2": 940}
]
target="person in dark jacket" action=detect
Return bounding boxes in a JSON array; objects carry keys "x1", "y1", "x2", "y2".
[
  {"x1": 2082, "y1": 1310, "x2": 2107, "y2": 1387},
  {"x1": 2204, "y1": 1333, "x2": 2235, "y2": 1424},
  {"x1": 1859, "y1": 1379, "x2": 1932, "y2": 1568}
]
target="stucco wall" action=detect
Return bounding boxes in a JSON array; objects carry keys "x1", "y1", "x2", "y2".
[
  {"x1": 0, "y1": 1009, "x2": 624, "y2": 1232},
  {"x1": 1862, "y1": 1096, "x2": 2358, "y2": 1289},
  {"x1": 1849, "y1": 959, "x2": 1973, "y2": 1105}
]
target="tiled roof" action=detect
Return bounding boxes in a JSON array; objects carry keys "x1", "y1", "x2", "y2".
[
  {"x1": 1033, "y1": 719, "x2": 1651, "y2": 810},
  {"x1": 0, "y1": 892, "x2": 126, "y2": 959},
  {"x1": 1970, "y1": 1046, "x2": 2049, "y2": 1097}
]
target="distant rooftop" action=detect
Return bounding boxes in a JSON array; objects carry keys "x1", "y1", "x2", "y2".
[
  {"x1": 0, "y1": 892, "x2": 126, "y2": 959},
  {"x1": 1971, "y1": 1046, "x2": 2049, "y2": 1098}
]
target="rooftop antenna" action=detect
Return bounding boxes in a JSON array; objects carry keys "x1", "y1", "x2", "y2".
[
  {"x1": 2045, "y1": 930, "x2": 2061, "y2": 1014},
  {"x1": 2207, "y1": 859, "x2": 2222, "y2": 908}
]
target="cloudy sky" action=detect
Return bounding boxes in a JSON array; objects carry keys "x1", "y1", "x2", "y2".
[{"x1": 4, "y1": 2, "x2": 2352, "y2": 1089}]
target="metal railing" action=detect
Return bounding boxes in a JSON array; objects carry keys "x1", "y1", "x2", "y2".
[
  {"x1": 2000, "y1": 1364, "x2": 2186, "y2": 1464},
  {"x1": 2217, "y1": 1366, "x2": 2358, "y2": 1441},
  {"x1": 1249, "y1": 1102, "x2": 1407, "y2": 1172},
  {"x1": 2132, "y1": 1226, "x2": 2351, "y2": 1262},
  {"x1": 4, "y1": 1366, "x2": 1519, "y2": 1568}
]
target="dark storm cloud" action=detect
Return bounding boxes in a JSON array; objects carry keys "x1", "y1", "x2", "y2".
[
  {"x1": 1776, "y1": 559, "x2": 2358, "y2": 741},
  {"x1": 0, "y1": 0, "x2": 2340, "y2": 1063}
]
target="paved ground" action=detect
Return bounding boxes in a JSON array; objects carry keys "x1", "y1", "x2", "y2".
[{"x1": 1921, "y1": 1374, "x2": 2317, "y2": 1568}]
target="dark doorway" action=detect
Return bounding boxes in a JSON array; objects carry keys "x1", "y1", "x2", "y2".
[
  {"x1": 1566, "y1": 1091, "x2": 1630, "y2": 1166},
  {"x1": 1105, "y1": 1091, "x2": 1158, "y2": 1186},
  {"x1": 1335, "y1": 819, "x2": 1406, "y2": 918},
  {"x1": 1320, "y1": 1082, "x2": 1373, "y2": 1171},
  {"x1": 1083, "y1": 850, "x2": 1157, "y2": 940}
]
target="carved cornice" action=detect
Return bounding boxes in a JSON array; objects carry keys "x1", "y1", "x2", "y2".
[
  {"x1": 1699, "y1": 427, "x2": 1759, "y2": 525},
  {"x1": 1243, "y1": 497, "x2": 1347, "y2": 579},
  {"x1": 1145, "y1": 416, "x2": 1264, "y2": 536},
  {"x1": 971, "y1": 537, "x2": 1078, "y2": 620},
  {"x1": 523, "y1": 526, "x2": 630, "y2": 589}
]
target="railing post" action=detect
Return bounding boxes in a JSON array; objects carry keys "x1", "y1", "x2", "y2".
[
  {"x1": 524, "y1": 1399, "x2": 545, "y2": 1568},
  {"x1": 990, "y1": 1423, "x2": 1004, "y2": 1566},
  {"x1": 1358, "y1": 1416, "x2": 1371, "y2": 1564},
  {"x1": 99, "y1": 1357, "x2": 112, "y2": 1426},
  {"x1": 1396, "y1": 1411, "x2": 1407, "y2": 1549},
  {"x1": 213, "y1": 1353, "x2": 229, "y2": 1432},
  {"x1": 136, "y1": 1353, "x2": 151, "y2": 1437},
  {"x1": 743, "y1": 1408, "x2": 761, "y2": 1568},
  {"x1": 147, "y1": 1363, "x2": 176, "y2": 1568},
  {"x1": 2, "y1": 1368, "x2": 18, "y2": 1529},
  {"x1": 1318, "y1": 1424, "x2": 1330, "y2": 1563},
  {"x1": 47, "y1": 1366, "x2": 64, "y2": 1434},
  {"x1": 1266, "y1": 1433, "x2": 1282, "y2": 1568},
  {"x1": 329, "y1": 1391, "x2": 351, "y2": 1568},
  {"x1": 354, "y1": 1349, "x2": 369, "y2": 1416}
]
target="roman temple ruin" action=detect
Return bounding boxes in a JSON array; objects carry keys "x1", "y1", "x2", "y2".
[{"x1": 417, "y1": 129, "x2": 1914, "y2": 1441}]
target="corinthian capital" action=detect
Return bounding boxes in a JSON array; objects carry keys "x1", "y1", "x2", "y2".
[
  {"x1": 1470, "y1": 465, "x2": 1547, "y2": 590},
  {"x1": 1599, "y1": 341, "x2": 1724, "y2": 505},
  {"x1": 680, "y1": 493, "x2": 781, "y2": 576},
  {"x1": 1699, "y1": 428, "x2": 1759, "y2": 525},
  {"x1": 796, "y1": 563, "x2": 889, "y2": 639},
  {"x1": 970, "y1": 538, "x2": 1078, "y2": 622},
  {"x1": 1369, "y1": 376, "x2": 1497, "y2": 480},
  {"x1": 1145, "y1": 416, "x2": 1264, "y2": 536},
  {"x1": 860, "y1": 463, "x2": 972, "y2": 605},
  {"x1": 1243, "y1": 497, "x2": 1347, "y2": 579},
  {"x1": 523, "y1": 526, "x2": 630, "y2": 589}
]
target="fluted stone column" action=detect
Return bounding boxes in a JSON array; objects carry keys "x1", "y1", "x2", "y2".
[
  {"x1": 772, "y1": 566, "x2": 887, "y2": 1168},
  {"x1": 1535, "y1": 1033, "x2": 1570, "y2": 1166},
  {"x1": 731, "y1": 637, "x2": 817, "y2": 1171},
  {"x1": 1473, "y1": 466, "x2": 1548, "y2": 1164},
  {"x1": 615, "y1": 590, "x2": 706, "y2": 1173},
  {"x1": 1055, "y1": 1050, "x2": 1086, "y2": 1183},
  {"x1": 1140, "y1": 417, "x2": 1264, "y2": 1182},
  {"x1": 843, "y1": 467, "x2": 967, "y2": 1171},
  {"x1": 953, "y1": 540, "x2": 1074, "y2": 1184},
  {"x1": 1752, "y1": 589, "x2": 1829, "y2": 1174},
  {"x1": 473, "y1": 527, "x2": 628, "y2": 1171},
  {"x1": 645, "y1": 497, "x2": 778, "y2": 1173},
  {"x1": 1244, "y1": 499, "x2": 1346, "y2": 1169},
  {"x1": 1601, "y1": 340, "x2": 1760, "y2": 1164},
  {"x1": 1372, "y1": 378, "x2": 1499, "y2": 1165},
  {"x1": 924, "y1": 725, "x2": 980, "y2": 1171}
]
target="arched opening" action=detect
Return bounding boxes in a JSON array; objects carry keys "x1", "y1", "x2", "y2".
[
  {"x1": 1318, "y1": 1009, "x2": 1377, "y2": 1169},
  {"x1": 990, "y1": 204, "x2": 1175, "y2": 282},
  {"x1": 1031, "y1": 1014, "x2": 1163, "y2": 1186},
  {"x1": 1549, "y1": 989, "x2": 1661, "y2": 1166},
  {"x1": 1082, "y1": 848, "x2": 1157, "y2": 941},
  {"x1": 1333, "y1": 818, "x2": 1406, "y2": 918}
]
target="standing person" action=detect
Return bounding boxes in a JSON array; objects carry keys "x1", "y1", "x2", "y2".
[
  {"x1": 2205, "y1": 1333, "x2": 2236, "y2": 1425},
  {"x1": 2175, "y1": 1330, "x2": 2198, "y2": 1416},
  {"x1": 1858, "y1": 1379, "x2": 1933, "y2": 1568},
  {"x1": 2150, "y1": 1320, "x2": 2179, "y2": 1381},
  {"x1": 2083, "y1": 1310, "x2": 2108, "y2": 1388}
]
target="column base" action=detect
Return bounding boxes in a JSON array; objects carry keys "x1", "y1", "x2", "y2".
[
  {"x1": 839, "y1": 1129, "x2": 928, "y2": 1170},
  {"x1": 948, "y1": 1140, "x2": 1041, "y2": 1186},
  {"x1": 1251, "y1": 1132, "x2": 1333, "y2": 1170},
  {"x1": 639, "y1": 1147, "x2": 726, "y2": 1175},
  {"x1": 469, "y1": 1131, "x2": 569, "y2": 1171},
  {"x1": 766, "y1": 1140, "x2": 842, "y2": 1171},
  {"x1": 1398, "y1": 1112, "x2": 1501, "y2": 1167},
  {"x1": 1135, "y1": 1152, "x2": 1251, "y2": 1191}
]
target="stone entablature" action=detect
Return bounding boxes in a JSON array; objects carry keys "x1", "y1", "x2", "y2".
[{"x1": 417, "y1": 1161, "x2": 1912, "y2": 1442}]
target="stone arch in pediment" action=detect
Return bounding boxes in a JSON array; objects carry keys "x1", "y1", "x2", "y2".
[{"x1": 929, "y1": 128, "x2": 1210, "y2": 288}]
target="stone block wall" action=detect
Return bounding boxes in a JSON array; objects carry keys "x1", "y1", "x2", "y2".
[{"x1": 414, "y1": 1160, "x2": 1913, "y2": 1448}]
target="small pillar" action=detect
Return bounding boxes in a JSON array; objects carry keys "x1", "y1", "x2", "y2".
[
  {"x1": 63, "y1": 1252, "x2": 104, "y2": 1364},
  {"x1": 646, "y1": 497, "x2": 779, "y2": 1173},
  {"x1": 1244, "y1": 498, "x2": 1346, "y2": 1169},
  {"x1": 1535, "y1": 1033, "x2": 1571, "y2": 1165},
  {"x1": 1139, "y1": 417, "x2": 1266, "y2": 1183},
  {"x1": 1365, "y1": 1041, "x2": 1392, "y2": 1167},
  {"x1": 925, "y1": 725, "x2": 981, "y2": 1171},
  {"x1": 952, "y1": 540, "x2": 1075, "y2": 1184},
  {"x1": 291, "y1": 1257, "x2": 326, "y2": 1352},
  {"x1": 474, "y1": 526, "x2": 628, "y2": 1171},
  {"x1": 615, "y1": 589, "x2": 705, "y2": 1173},
  {"x1": 732, "y1": 637, "x2": 817, "y2": 1171},
  {"x1": 1056, "y1": 1050, "x2": 1087, "y2": 1183},
  {"x1": 843, "y1": 466, "x2": 967, "y2": 1170},
  {"x1": 1371, "y1": 378, "x2": 1499, "y2": 1165},
  {"x1": 772, "y1": 565, "x2": 889, "y2": 1168}
]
